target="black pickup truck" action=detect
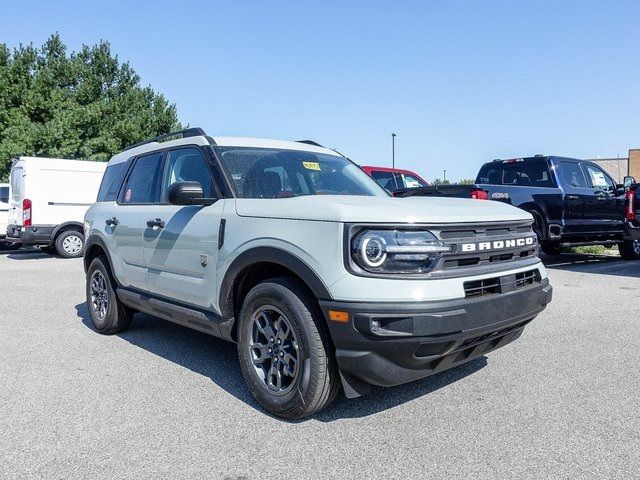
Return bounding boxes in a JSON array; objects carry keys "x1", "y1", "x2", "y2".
[{"x1": 396, "y1": 156, "x2": 640, "y2": 258}]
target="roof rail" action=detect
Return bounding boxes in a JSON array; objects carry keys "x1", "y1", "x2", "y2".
[
  {"x1": 296, "y1": 140, "x2": 324, "y2": 148},
  {"x1": 123, "y1": 127, "x2": 207, "y2": 151}
]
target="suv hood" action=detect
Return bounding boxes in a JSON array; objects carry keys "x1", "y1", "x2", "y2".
[{"x1": 235, "y1": 195, "x2": 532, "y2": 224}]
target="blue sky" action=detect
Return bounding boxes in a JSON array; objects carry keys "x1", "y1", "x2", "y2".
[{"x1": 2, "y1": 1, "x2": 639, "y2": 181}]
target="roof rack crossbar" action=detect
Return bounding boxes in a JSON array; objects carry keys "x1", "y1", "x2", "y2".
[
  {"x1": 296, "y1": 139, "x2": 324, "y2": 148},
  {"x1": 123, "y1": 127, "x2": 207, "y2": 151}
]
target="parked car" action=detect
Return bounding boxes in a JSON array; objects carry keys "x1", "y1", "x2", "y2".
[
  {"x1": 361, "y1": 165, "x2": 428, "y2": 191},
  {"x1": 0, "y1": 183, "x2": 9, "y2": 246},
  {"x1": 84, "y1": 128, "x2": 552, "y2": 418},
  {"x1": 6, "y1": 157, "x2": 107, "y2": 257},
  {"x1": 396, "y1": 156, "x2": 640, "y2": 258}
]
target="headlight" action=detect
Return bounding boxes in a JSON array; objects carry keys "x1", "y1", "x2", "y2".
[{"x1": 351, "y1": 229, "x2": 450, "y2": 274}]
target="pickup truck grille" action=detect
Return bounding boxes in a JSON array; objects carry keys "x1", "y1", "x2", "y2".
[{"x1": 427, "y1": 220, "x2": 540, "y2": 279}]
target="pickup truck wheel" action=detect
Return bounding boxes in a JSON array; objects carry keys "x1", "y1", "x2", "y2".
[
  {"x1": 618, "y1": 239, "x2": 640, "y2": 260},
  {"x1": 86, "y1": 256, "x2": 132, "y2": 334},
  {"x1": 55, "y1": 230, "x2": 85, "y2": 258},
  {"x1": 541, "y1": 243, "x2": 563, "y2": 256},
  {"x1": 237, "y1": 277, "x2": 340, "y2": 418}
]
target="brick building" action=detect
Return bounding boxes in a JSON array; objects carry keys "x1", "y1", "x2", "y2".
[{"x1": 588, "y1": 149, "x2": 640, "y2": 184}]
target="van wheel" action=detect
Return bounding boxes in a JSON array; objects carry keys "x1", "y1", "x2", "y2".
[
  {"x1": 55, "y1": 230, "x2": 85, "y2": 258},
  {"x1": 619, "y1": 239, "x2": 640, "y2": 260},
  {"x1": 86, "y1": 256, "x2": 132, "y2": 334},
  {"x1": 237, "y1": 277, "x2": 340, "y2": 419},
  {"x1": 541, "y1": 243, "x2": 563, "y2": 256}
]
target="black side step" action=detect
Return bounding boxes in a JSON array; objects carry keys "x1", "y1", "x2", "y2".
[{"x1": 117, "y1": 288, "x2": 232, "y2": 340}]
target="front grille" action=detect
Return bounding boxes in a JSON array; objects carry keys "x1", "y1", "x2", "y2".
[{"x1": 463, "y1": 269, "x2": 541, "y2": 299}]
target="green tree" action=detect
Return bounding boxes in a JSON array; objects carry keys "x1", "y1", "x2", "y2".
[
  {"x1": 0, "y1": 33, "x2": 181, "y2": 180},
  {"x1": 457, "y1": 178, "x2": 476, "y2": 185},
  {"x1": 431, "y1": 178, "x2": 451, "y2": 185}
]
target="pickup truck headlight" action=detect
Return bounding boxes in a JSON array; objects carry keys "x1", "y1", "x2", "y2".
[{"x1": 351, "y1": 229, "x2": 450, "y2": 274}]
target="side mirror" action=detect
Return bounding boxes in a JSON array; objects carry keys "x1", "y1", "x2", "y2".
[
  {"x1": 624, "y1": 176, "x2": 636, "y2": 189},
  {"x1": 168, "y1": 181, "x2": 217, "y2": 206}
]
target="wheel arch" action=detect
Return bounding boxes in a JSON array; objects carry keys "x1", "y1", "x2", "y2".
[
  {"x1": 52, "y1": 221, "x2": 84, "y2": 242},
  {"x1": 218, "y1": 247, "x2": 333, "y2": 341},
  {"x1": 83, "y1": 233, "x2": 117, "y2": 278}
]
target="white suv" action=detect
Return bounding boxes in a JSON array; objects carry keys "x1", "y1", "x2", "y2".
[{"x1": 83, "y1": 128, "x2": 552, "y2": 418}]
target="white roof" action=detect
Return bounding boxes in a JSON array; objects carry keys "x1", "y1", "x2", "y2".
[
  {"x1": 13, "y1": 156, "x2": 107, "y2": 172},
  {"x1": 107, "y1": 135, "x2": 341, "y2": 166}
]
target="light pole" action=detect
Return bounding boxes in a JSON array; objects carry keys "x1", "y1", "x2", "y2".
[
  {"x1": 443, "y1": 169, "x2": 447, "y2": 183},
  {"x1": 391, "y1": 133, "x2": 396, "y2": 168}
]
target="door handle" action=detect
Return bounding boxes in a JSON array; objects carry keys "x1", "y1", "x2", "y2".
[
  {"x1": 146, "y1": 218, "x2": 165, "y2": 229},
  {"x1": 105, "y1": 217, "x2": 119, "y2": 227},
  {"x1": 566, "y1": 195, "x2": 579, "y2": 200}
]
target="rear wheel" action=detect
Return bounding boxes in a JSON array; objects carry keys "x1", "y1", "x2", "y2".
[
  {"x1": 541, "y1": 243, "x2": 563, "y2": 256},
  {"x1": 618, "y1": 239, "x2": 640, "y2": 260},
  {"x1": 55, "y1": 230, "x2": 85, "y2": 258},
  {"x1": 86, "y1": 256, "x2": 132, "y2": 334},
  {"x1": 237, "y1": 277, "x2": 340, "y2": 418}
]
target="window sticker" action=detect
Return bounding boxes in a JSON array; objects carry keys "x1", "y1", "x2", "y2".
[
  {"x1": 302, "y1": 161, "x2": 321, "y2": 171},
  {"x1": 589, "y1": 170, "x2": 608, "y2": 188},
  {"x1": 125, "y1": 188, "x2": 132, "y2": 202}
]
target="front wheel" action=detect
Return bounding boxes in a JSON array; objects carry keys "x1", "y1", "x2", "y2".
[
  {"x1": 237, "y1": 277, "x2": 340, "y2": 419},
  {"x1": 55, "y1": 230, "x2": 85, "y2": 258},
  {"x1": 618, "y1": 239, "x2": 640, "y2": 260}
]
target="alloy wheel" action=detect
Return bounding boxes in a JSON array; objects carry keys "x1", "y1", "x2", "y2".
[
  {"x1": 90, "y1": 271, "x2": 109, "y2": 320},
  {"x1": 249, "y1": 306, "x2": 299, "y2": 394}
]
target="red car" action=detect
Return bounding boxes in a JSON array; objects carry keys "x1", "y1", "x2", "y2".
[{"x1": 361, "y1": 166, "x2": 429, "y2": 191}]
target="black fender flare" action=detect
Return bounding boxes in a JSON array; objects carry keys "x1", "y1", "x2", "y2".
[
  {"x1": 218, "y1": 246, "x2": 333, "y2": 320},
  {"x1": 83, "y1": 233, "x2": 117, "y2": 277}
]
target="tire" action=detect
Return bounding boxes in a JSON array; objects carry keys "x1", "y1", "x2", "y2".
[
  {"x1": 86, "y1": 255, "x2": 132, "y2": 334},
  {"x1": 618, "y1": 239, "x2": 640, "y2": 260},
  {"x1": 55, "y1": 230, "x2": 85, "y2": 258},
  {"x1": 237, "y1": 277, "x2": 340, "y2": 418},
  {"x1": 541, "y1": 243, "x2": 563, "y2": 256}
]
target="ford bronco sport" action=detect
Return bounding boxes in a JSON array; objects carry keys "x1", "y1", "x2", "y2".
[{"x1": 84, "y1": 128, "x2": 553, "y2": 418}]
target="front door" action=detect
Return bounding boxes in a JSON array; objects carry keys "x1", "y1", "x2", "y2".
[
  {"x1": 143, "y1": 146, "x2": 225, "y2": 311},
  {"x1": 582, "y1": 163, "x2": 623, "y2": 232}
]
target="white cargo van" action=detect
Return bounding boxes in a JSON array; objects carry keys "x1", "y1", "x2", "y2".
[
  {"x1": 6, "y1": 157, "x2": 106, "y2": 257},
  {"x1": 0, "y1": 183, "x2": 9, "y2": 243}
]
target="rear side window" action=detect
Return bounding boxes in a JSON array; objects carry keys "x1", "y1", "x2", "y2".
[
  {"x1": 371, "y1": 171, "x2": 397, "y2": 190},
  {"x1": 122, "y1": 152, "x2": 164, "y2": 204},
  {"x1": 559, "y1": 162, "x2": 587, "y2": 188},
  {"x1": 0, "y1": 186, "x2": 8, "y2": 203},
  {"x1": 97, "y1": 162, "x2": 128, "y2": 202},
  {"x1": 10, "y1": 167, "x2": 23, "y2": 202},
  {"x1": 476, "y1": 159, "x2": 555, "y2": 187}
]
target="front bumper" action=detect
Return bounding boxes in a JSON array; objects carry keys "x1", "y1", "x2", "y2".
[
  {"x1": 6, "y1": 224, "x2": 55, "y2": 245},
  {"x1": 320, "y1": 277, "x2": 552, "y2": 394}
]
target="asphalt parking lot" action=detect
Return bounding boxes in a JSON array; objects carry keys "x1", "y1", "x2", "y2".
[{"x1": 1, "y1": 249, "x2": 638, "y2": 479}]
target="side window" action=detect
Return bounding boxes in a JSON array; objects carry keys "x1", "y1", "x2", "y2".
[
  {"x1": 162, "y1": 147, "x2": 214, "y2": 200},
  {"x1": 559, "y1": 162, "x2": 587, "y2": 188},
  {"x1": 0, "y1": 186, "x2": 8, "y2": 204},
  {"x1": 476, "y1": 165, "x2": 503, "y2": 185},
  {"x1": 97, "y1": 162, "x2": 128, "y2": 202},
  {"x1": 584, "y1": 164, "x2": 614, "y2": 192},
  {"x1": 402, "y1": 174, "x2": 425, "y2": 188},
  {"x1": 371, "y1": 171, "x2": 397, "y2": 190},
  {"x1": 122, "y1": 152, "x2": 164, "y2": 204}
]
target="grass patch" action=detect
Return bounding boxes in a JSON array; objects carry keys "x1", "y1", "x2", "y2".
[{"x1": 567, "y1": 245, "x2": 614, "y2": 255}]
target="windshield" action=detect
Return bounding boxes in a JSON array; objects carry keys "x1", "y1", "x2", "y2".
[{"x1": 215, "y1": 147, "x2": 388, "y2": 198}]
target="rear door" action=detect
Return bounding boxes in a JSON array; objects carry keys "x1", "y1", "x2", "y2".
[
  {"x1": 109, "y1": 152, "x2": 165, "y2": 291},
  {"x1": 8, "y1": 164, "x2": 24, "y2": 228},
  {"x1": 143, "y1": 146, "x2": 225, "y2": 310},
  {"x1": 556, "y1": 160, "x2": 590, "y2": 234}
]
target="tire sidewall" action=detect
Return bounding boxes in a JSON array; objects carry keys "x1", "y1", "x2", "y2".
[
  {"x1": 56, "y1": 230, "x2": 85, "y2": 258},
  {"x1": 237, "y1": 282, "x2": 320, "y2": 415},
  {"x1": 86, "y1": 257, "x2": 119, "y2": 332}
]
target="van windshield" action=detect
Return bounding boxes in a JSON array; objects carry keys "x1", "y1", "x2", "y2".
[{"x1": 215, "y1": 147, "x2": 388, "y2": 198}]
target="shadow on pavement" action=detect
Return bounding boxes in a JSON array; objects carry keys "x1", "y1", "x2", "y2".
[
  {"x1": 541, "y1": 252, "x2": 640, "y2": 278},
  {"x1": 75, "y1": 302, "x2": 487, "y2": 421},
  {"x1": 1, "y1": 248, "x2": 54, "y2": 260}
]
